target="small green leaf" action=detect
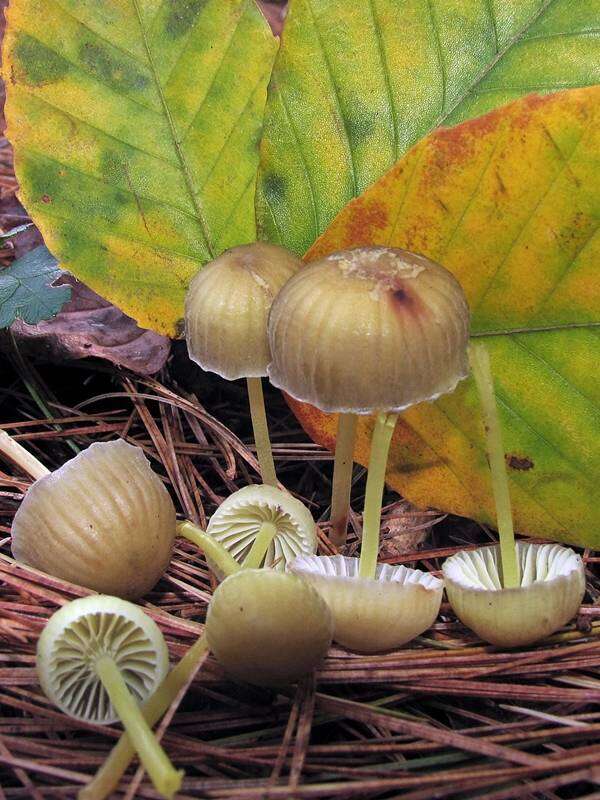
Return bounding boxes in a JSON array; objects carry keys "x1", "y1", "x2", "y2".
[{"x1": 0, "y1": 245, "x2": 71, "y2": 328}]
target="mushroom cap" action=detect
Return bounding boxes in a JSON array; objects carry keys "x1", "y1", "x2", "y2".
[
  {"x1": 185, "y1": 242, "x2": 302, "y2": 380},
  {"x1": 11, "y1": 440, "x2": 176, "y2": 600},
  {"x1": 37, "y1": 595, "x2": 169, "y2": 725},
  {"x1": 206, "y1": 484, "x2": 317, "y2": 576},
  {"x1": 268, "y1": 247, "x2": 470, "y2": 413},
  {"x1": 289, "y1": 555, "x2": 443, "y2": 653},
  {"x1": 443, "y1": 543, "x2": 585, "y2": 648},
  {"x1": 206, "y1": 569, "x2": 333, "y2": 687}
]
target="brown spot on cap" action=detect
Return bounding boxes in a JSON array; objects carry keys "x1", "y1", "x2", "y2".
[
  {"x1": 41, "y1": 195, "x2": 51, "y2": 204},
  {"x1": 506, "y1": 454, "x2": 534, "y2": 471}
]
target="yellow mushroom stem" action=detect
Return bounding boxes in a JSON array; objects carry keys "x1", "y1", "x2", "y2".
[
  {"x1": 94, "y1": 656, "x2": 183, "y2": 800},
  {"x1": 177, "y1": 520, "x2": 277, "y2": 574},
  {"x1": 469, "y1": 342, "x2": 519, "y2": 589},
  {"x1": 176, "y1": 521, "x2": 241, "y2": 577},
  {"x1": 80, "y1": 636, "x2": 210, "y2": 800},
  {"x1": 329, "y1": 413, "x2": 358, "y2": 547},
  {"x1": 246, "y1": 376, "x2": 277, "y2": 487},
  {"x1": 358, "y1": 412, "x2": 398, "y2": 579},
  {"x1": 241, "y1": 521, "x2": 278, "y2": 569}
]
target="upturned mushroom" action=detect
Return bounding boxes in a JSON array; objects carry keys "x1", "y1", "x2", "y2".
[
  {"x1": 443, "y1": 343, "x2": 585, "y2": 647},
  {"x1": 4, "y1": 436, "x2": 175, "y2": 600},
  {"x1": 179, "y1": 483, "x2": 317, "y2": 576},
  {"x1": 185, "y1": 242, "x2": 301, "y2": 486},
  {"x1": 38, "y1": 595, "x2": 182, "y2": 799},
  {"x1": 269, "y1": 246, "x2": 470, "y2": 651}
]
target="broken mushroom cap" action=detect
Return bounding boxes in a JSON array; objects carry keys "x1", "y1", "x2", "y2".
[
  {"x1": 289, "y1": 555, "x2": 443, "y2": 653},
  {"x1": 206, "y1": 484, "x2": 318, "y2": 575},
  {"x1": 268, "y1": 246, "x2": 470, "y2": 413},
  {"x1": 185, "y1": 242, "x2": 302, "y2": 380},
  {"x1": 37, "y1": 595, "x2": 169, "y2": 725},
  {"x1": 206, "y1": 569, "x2": 333, "y2": 687},
  {"x1": 11, "y1": 440, "x2": 176, "y2": 600},
  {"x1": 443, "y1": 542, "x2": 585, "y2": 648}
]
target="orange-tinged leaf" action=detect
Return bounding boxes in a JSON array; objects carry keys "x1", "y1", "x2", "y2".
[{"x1": 294, "y1": 87, "x2": 600, "y2": 548}]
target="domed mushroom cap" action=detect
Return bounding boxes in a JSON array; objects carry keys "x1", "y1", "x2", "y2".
[
  {"x1": 443, "y1": 543, "x2": 585, "y2": 648},
  {"x1": 290, "y1": 555, "x2": 443, "y2": 653},
  {"x1": 12, "y1": 440, "x2": 176, "y2": 600},
  {"x1": 37, "y1": 595, "x2": 169, "y2": 724},
  {"x1": 206, "y1": 484, "x2": 317, "y2": 575},
  {"x1": 206, "y1": 569, "x2": 333, "y2": 687},
  {"x1": 268, "y1": 247, "x2": 470, "y2": 413},
  {"x1": 185, "y1": 242, "x2": 302, "y2": 380}
]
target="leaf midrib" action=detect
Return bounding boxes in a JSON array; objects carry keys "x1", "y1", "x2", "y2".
[
  {"x1": 473, "y1": 322, "x2": 600, "y2": 337},
  {"x1": 131, "y1": 0, "x2": 215, "y2": 258},
  {"x1": 435, "y1": 0, "x2": 558, "y2": 129}
]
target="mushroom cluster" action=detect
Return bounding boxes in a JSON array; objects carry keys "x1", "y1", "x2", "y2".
[
  {"x1": 0, "y1": 240, "x2": 587, "y2": 800},
  {"x1": 270, "y1": 246, "x2": 469, "y2": 652}
]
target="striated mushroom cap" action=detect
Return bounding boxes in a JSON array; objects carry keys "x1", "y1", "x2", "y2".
[
  {"x1": 37, "y1": 595, "x2": 169, "y2": 725},
  {"x1": 443, "y1": 542, "x2": 585, "y2": 647},
  {"x1": 185, "y1": 242, "x2": 302, "y2": 380},
  {"x1": 206, "y1": 569, "x2": 333, "y2": 687},
  {"x1": 268, "y1": 246, "x2": 470, "y2": 413},
  {"x1": 12, "y1": 440, "x2": 176, "y2": 600},
  {"x1": 290, "y1": 555, "x2": 443, "y2": 653},
  {"x1": 206, "y1": 484, "x2": 317, "y2": 575}
]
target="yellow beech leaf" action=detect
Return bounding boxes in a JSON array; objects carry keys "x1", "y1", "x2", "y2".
[
  {"x1": 3, "y1": 0, "x2": 278, "y2": 335},
  {"x1": 290, "y1": 87, "x2": 600, "y2": 548}
]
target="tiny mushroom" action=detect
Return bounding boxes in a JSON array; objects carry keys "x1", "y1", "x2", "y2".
[
  {"x1": 269, "y1": 246, "x2": 470, "y2": 652},
  {"x1": 37, "y1": 595, "x2": 182, "y2": 799},
  {"x1": 8, "y1": 438, "x2": 176, "y2": 600},
  {"x1": 444, "y1": 543, "x2": 585, "y2": 647},
  {"x1": 443, "y1": 343, "x2": 586, "y2": 646},
  {"x1": 206, "y1": 569, "x2": 333, "y2": 686},
  {"x1": 185, "y1": 242, "x2": 302, "y2": 486},
  {"x1": 183, "y1": 484, "x2": 318, "y2": 575}
]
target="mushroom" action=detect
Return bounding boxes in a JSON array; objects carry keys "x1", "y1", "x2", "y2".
[
  {"x1": 444, "y1": 543, "x2": 585, "y2": 647},
  {"x1": 443, "y1": 343, "x2": 586, "y2": 646},
  {"x1": 269, "y1": 246, "x2": 469, "y2": 651},
  {"x1": 206, "y1": 569, "x2": 333, "y2": 686},
  {"x1": 178, "y1": 484, "x2": 317, "y2": 576},
  {"x1": 269, "y1": 246, "x2": 469, "y2": 552},
  {"x1": 185, "y1": 242, "x2": 302, "y2": 486},
  {"x1": 37, "y1": 595, "x2": 182, "y2": 799},
  {"x1": 6, "y1": 437, "x2": 175, "y2": 600},
  {"x1": 291, "y1": 555, "x2": 442, "y2": 652},
  {"x1": 83, "y1": 531, "x2": 332, "y2": 800}
]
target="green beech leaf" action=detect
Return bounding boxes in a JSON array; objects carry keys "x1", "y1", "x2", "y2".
[
  {"x1": 0, "y1": 245, "x2": 71, "y2": 328},
  {"x1": 290, "y1": 87, "x2": 600, "y2": 548},
  {"x1": 257, "y1": 0, "x2": 600, "y2": 255},
  {"x1": 4, "y1": 0, "x2": 278, "y2": 335}
]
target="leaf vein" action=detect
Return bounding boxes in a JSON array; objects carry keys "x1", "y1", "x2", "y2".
[
  {"x1": 130, "y1": 0, "x2": 214, "y2": 256},
  {"x1": 367, "y1": 0, "x2": 399, "y2": 158},
  {"x1": 426, "y1": 0, "x2": 447, "y2": 115},
  {"x1": 278, "y1": 90, "x2": 320, "y2": 249},
  {"x1": 472, "y1": 121, "x2": 589, "y2": 313},
  {"x1": 438, "y1": 0, "x2": 559, "y2": 126},
  {"x1": 178, "y1": 15, "x2": 244, "y2": 142},
  {"x1": 305, "y1": 0, "x2": 357, "y2": 195}
]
